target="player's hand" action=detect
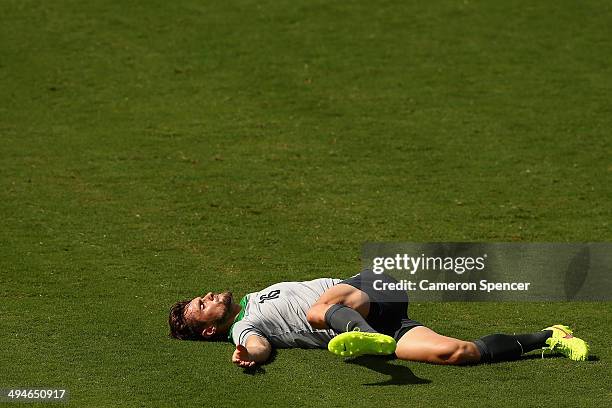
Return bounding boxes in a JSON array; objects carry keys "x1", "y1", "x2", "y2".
[{"x1": 232, "y1": 344, "x2": 256, "y2": 368}]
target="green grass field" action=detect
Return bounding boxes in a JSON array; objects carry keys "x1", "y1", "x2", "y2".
[{"x1": 1, "y1": 0, "x2": 611, "y2": 406}]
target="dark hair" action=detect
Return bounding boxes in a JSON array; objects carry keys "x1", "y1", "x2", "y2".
[{"x1": 168, "y1": 300, "x2": 202, "y2": 340}]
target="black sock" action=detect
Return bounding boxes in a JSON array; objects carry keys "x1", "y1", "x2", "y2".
[
  {"x1": 474, "y1": 330, "x2": 552, "y2": 362},
  {"x1": 324, "y1": 304, "x2": 377, "y2": 333},
  {"x1": 515, "y1": 331, "x2": 553, "y2": 352}
]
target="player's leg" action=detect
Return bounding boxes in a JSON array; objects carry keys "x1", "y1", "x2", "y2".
[
  {"x1": 396, "y1": 324, "x2": 589, "y2": 364},
  {"x1": 307, "y1": 280, "x2": 397, "y2": 357},
  {"x1": 306, "y1": 283, "x2": 371, "y2": 330},
  {"x1": 308, "y1": 271, "x2": 409, "y2": 333},
  {"x1": 395, "y1": 326, "x2": 481, "y2": 365}
]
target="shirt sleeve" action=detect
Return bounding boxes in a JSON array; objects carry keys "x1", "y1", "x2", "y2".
[{"x1": 231, "y1": 319, "x2": 266, "y2": 346}]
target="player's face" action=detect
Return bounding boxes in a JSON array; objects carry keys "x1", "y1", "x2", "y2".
[{"x1": 184, "y1": 291, "x2": 233, "y2": 329}]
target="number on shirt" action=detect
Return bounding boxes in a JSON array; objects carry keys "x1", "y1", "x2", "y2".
[{"x1": 259, "y1": 290, "x2": 280, "y2": 303}]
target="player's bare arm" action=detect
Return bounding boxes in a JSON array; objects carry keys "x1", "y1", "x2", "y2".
[{"x1": 232, "y1": 335, "x2": 272, "y2": 367}]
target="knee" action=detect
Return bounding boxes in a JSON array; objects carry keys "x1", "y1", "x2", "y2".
[
  {"x1": 306, "y1": 304, "x2": 327, "y2": 328},
  {"x1": 437, "y1": 342, "x2": 476, "y2": 365}
]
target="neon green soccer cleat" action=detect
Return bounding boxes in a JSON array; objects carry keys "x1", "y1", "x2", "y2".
[
  {"x1": 328, "y1": 331, "x2": 396, "y2": 358},
  {"x1": 542, "y1": 324, "x2": 589, "y2": 361}
]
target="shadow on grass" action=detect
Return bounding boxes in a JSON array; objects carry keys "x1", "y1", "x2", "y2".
[
  {"x1": 519, "y1": 353, "x2": 564, "y2": 361},
  {"x1": 525, "y1": 353, "x2": 600, "y2": 362},
  {"x1": 519, "y1": 353, "x2": 599, "y2": 362},
  {"x1": 242, "y1": 348, "x2": 278, "y2": 375},
  {"x1": 240, "y1": 351, "x2": 598, "y2": 378},
  {"x1": 347, "y1": 356, "x2": 431, "y2": 386},
  {"x1": 474, "y1": 353, "x2": 598, "y2": 363}
]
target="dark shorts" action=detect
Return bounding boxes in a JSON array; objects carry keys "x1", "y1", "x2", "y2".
[{"x1": 340, "y1": 270, "x2": 423, "y2": 341}]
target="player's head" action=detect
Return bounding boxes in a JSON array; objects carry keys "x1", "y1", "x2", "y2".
[{"x1": 168, "y1": 291, "x2": 234, "y2": 340}]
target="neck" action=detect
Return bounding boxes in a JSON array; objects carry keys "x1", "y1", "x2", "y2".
[{"x1": 217, "y1": 302, "x2": 242, "y2": 335}]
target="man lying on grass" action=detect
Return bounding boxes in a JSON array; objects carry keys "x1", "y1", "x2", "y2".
[{"x1": 168, "y1": 271, "x2": 589, "y2": 367}]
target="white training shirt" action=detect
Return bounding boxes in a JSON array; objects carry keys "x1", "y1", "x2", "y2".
[{"x1": 230, "y1": 278, "x2": 342, "y2": 348}]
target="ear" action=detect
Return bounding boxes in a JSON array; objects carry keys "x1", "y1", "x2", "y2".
[{"x1": 201, "y1": 325, "x2": 217, "y2": 338}]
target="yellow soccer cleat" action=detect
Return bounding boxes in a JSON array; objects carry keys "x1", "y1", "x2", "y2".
[
  {"x1": 328, "y1": 330, "x2": 396, "y2": 358},
  {"x1": 542, "y1": 324, "x2": 589, "y2": 361}
]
